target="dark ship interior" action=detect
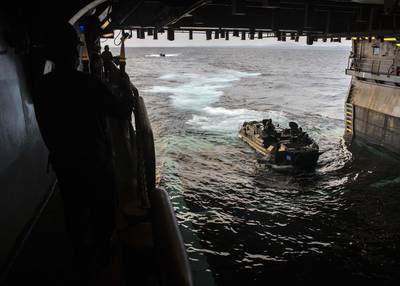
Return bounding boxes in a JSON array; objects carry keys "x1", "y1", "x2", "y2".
[{"x1": 0, "y1": 0, "x2": 397, "y2": 285}]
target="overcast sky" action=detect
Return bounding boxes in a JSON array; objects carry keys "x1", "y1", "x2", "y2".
[{"x1": 102, "y1": 31, "x2": 352, "y2": 49}]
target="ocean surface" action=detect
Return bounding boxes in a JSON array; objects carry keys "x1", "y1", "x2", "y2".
[{"x1": 124, "y1": 46, "x2": 400, "y2": 285}]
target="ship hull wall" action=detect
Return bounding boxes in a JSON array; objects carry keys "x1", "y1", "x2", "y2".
[
  {"x1": 345, "y1": 38, "x2": 400, "y2": 154},
  {"x1": 0, "y1": 17, "x2": 55, "y2": 272}
]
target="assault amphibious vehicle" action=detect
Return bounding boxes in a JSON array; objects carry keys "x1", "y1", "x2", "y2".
[{"x1": 239, "y1": 119, "x2": 320, "y2": 169}]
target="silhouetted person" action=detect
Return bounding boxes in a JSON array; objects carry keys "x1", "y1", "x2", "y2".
[
  {"x1": 262, "y1": 119, "x2": 278, "y2": 148},
  {"x1": 289, "y1": 121, "x2": 299, "y2": 136},
  {"x1": 90, "y1": 45, "x2": 103, "y2": 79},
  {"x1": 33, "y1": 22, "x2": 133, "y2": 279},
  {"x1": 101, "y1": 45, "x2": 113, "y2": 81},
  {"x1": 264, "y1": 119, "x2": 275, "y2": 135}
]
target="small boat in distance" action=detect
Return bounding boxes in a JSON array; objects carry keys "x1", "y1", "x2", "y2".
[
  {"x1": 239, "y1": 119, "x2": 320, "y2": 169},
  {"x1": 160, "y1": 53, "x2": 166, "y2": 57}
]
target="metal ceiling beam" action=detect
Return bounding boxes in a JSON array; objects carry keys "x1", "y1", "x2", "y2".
[
  {"x1": 116, "y1": 0, "x2": 146, "y2": 26},
  {"x1": 159, "y1": 0, "x2": 211, "y2": 26},
  {"x1": 110, "y1": 0, "x2": 397, "y2": 37}
]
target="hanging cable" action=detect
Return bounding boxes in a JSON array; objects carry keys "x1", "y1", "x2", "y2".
[{"x1": 113, "y1": 30, "x2": 122, "y2": 46}]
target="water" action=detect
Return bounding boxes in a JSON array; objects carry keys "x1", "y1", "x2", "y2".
[{"x1": 124, "y1": 46, "x2": 400, "y2": 284}]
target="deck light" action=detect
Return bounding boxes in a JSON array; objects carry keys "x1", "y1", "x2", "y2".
[
  {"x1": 100, "y1": 19, "x2": 111, "y2": 30},
  {"x1": 384, "y1": 37, "x2": 397, "y2": 41},
  {"x1": 101, "y1": 33, "x2": 114, "y2": 38}
]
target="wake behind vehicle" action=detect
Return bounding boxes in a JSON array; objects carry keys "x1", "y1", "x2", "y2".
[{"x1": 239, "y1": 119, "x2": 320, "y2": 169}]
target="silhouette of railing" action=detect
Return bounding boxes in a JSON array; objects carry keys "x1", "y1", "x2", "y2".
[{"x1": 107, "y1": 63, "x2": 193, "y2": 286}]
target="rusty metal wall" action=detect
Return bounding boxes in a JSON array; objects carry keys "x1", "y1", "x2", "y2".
[
  {"x1": 347, "y1": 38, "x2": 400, "y2": 154},
  {"x1": 354, "y1": 105, "x2": 400, "y2": 152}
]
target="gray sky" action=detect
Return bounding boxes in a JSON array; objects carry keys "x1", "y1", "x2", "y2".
[{"x1": 102, "y1": 31, "x2": 352, "y2": 49}]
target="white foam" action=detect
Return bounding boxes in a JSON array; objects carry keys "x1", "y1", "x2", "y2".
[
  {"x1": 144, "y1": 69, "x2": 268, "y2": 132},
  {"x1": 187, "y1": 107, "x2": 288, "y2": 133},
  {"x1": 145, "y1": 53, "x2": 180, "y2": 57},
  {"x1": 145, "y1": 83, "x2": 229, "y2": 110},
  {"x1": 159, "y1": 73, "x2": 177, "y2": 80},
  {"x1": 202, "y1": 106, "x2": 250, "y2": 116},
  {"x1": 145, "y1": 70, "x2": 252, "y2": 110},
  {"x1": 187, "y1": 110, "x2": 261, "y2": 133}
]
